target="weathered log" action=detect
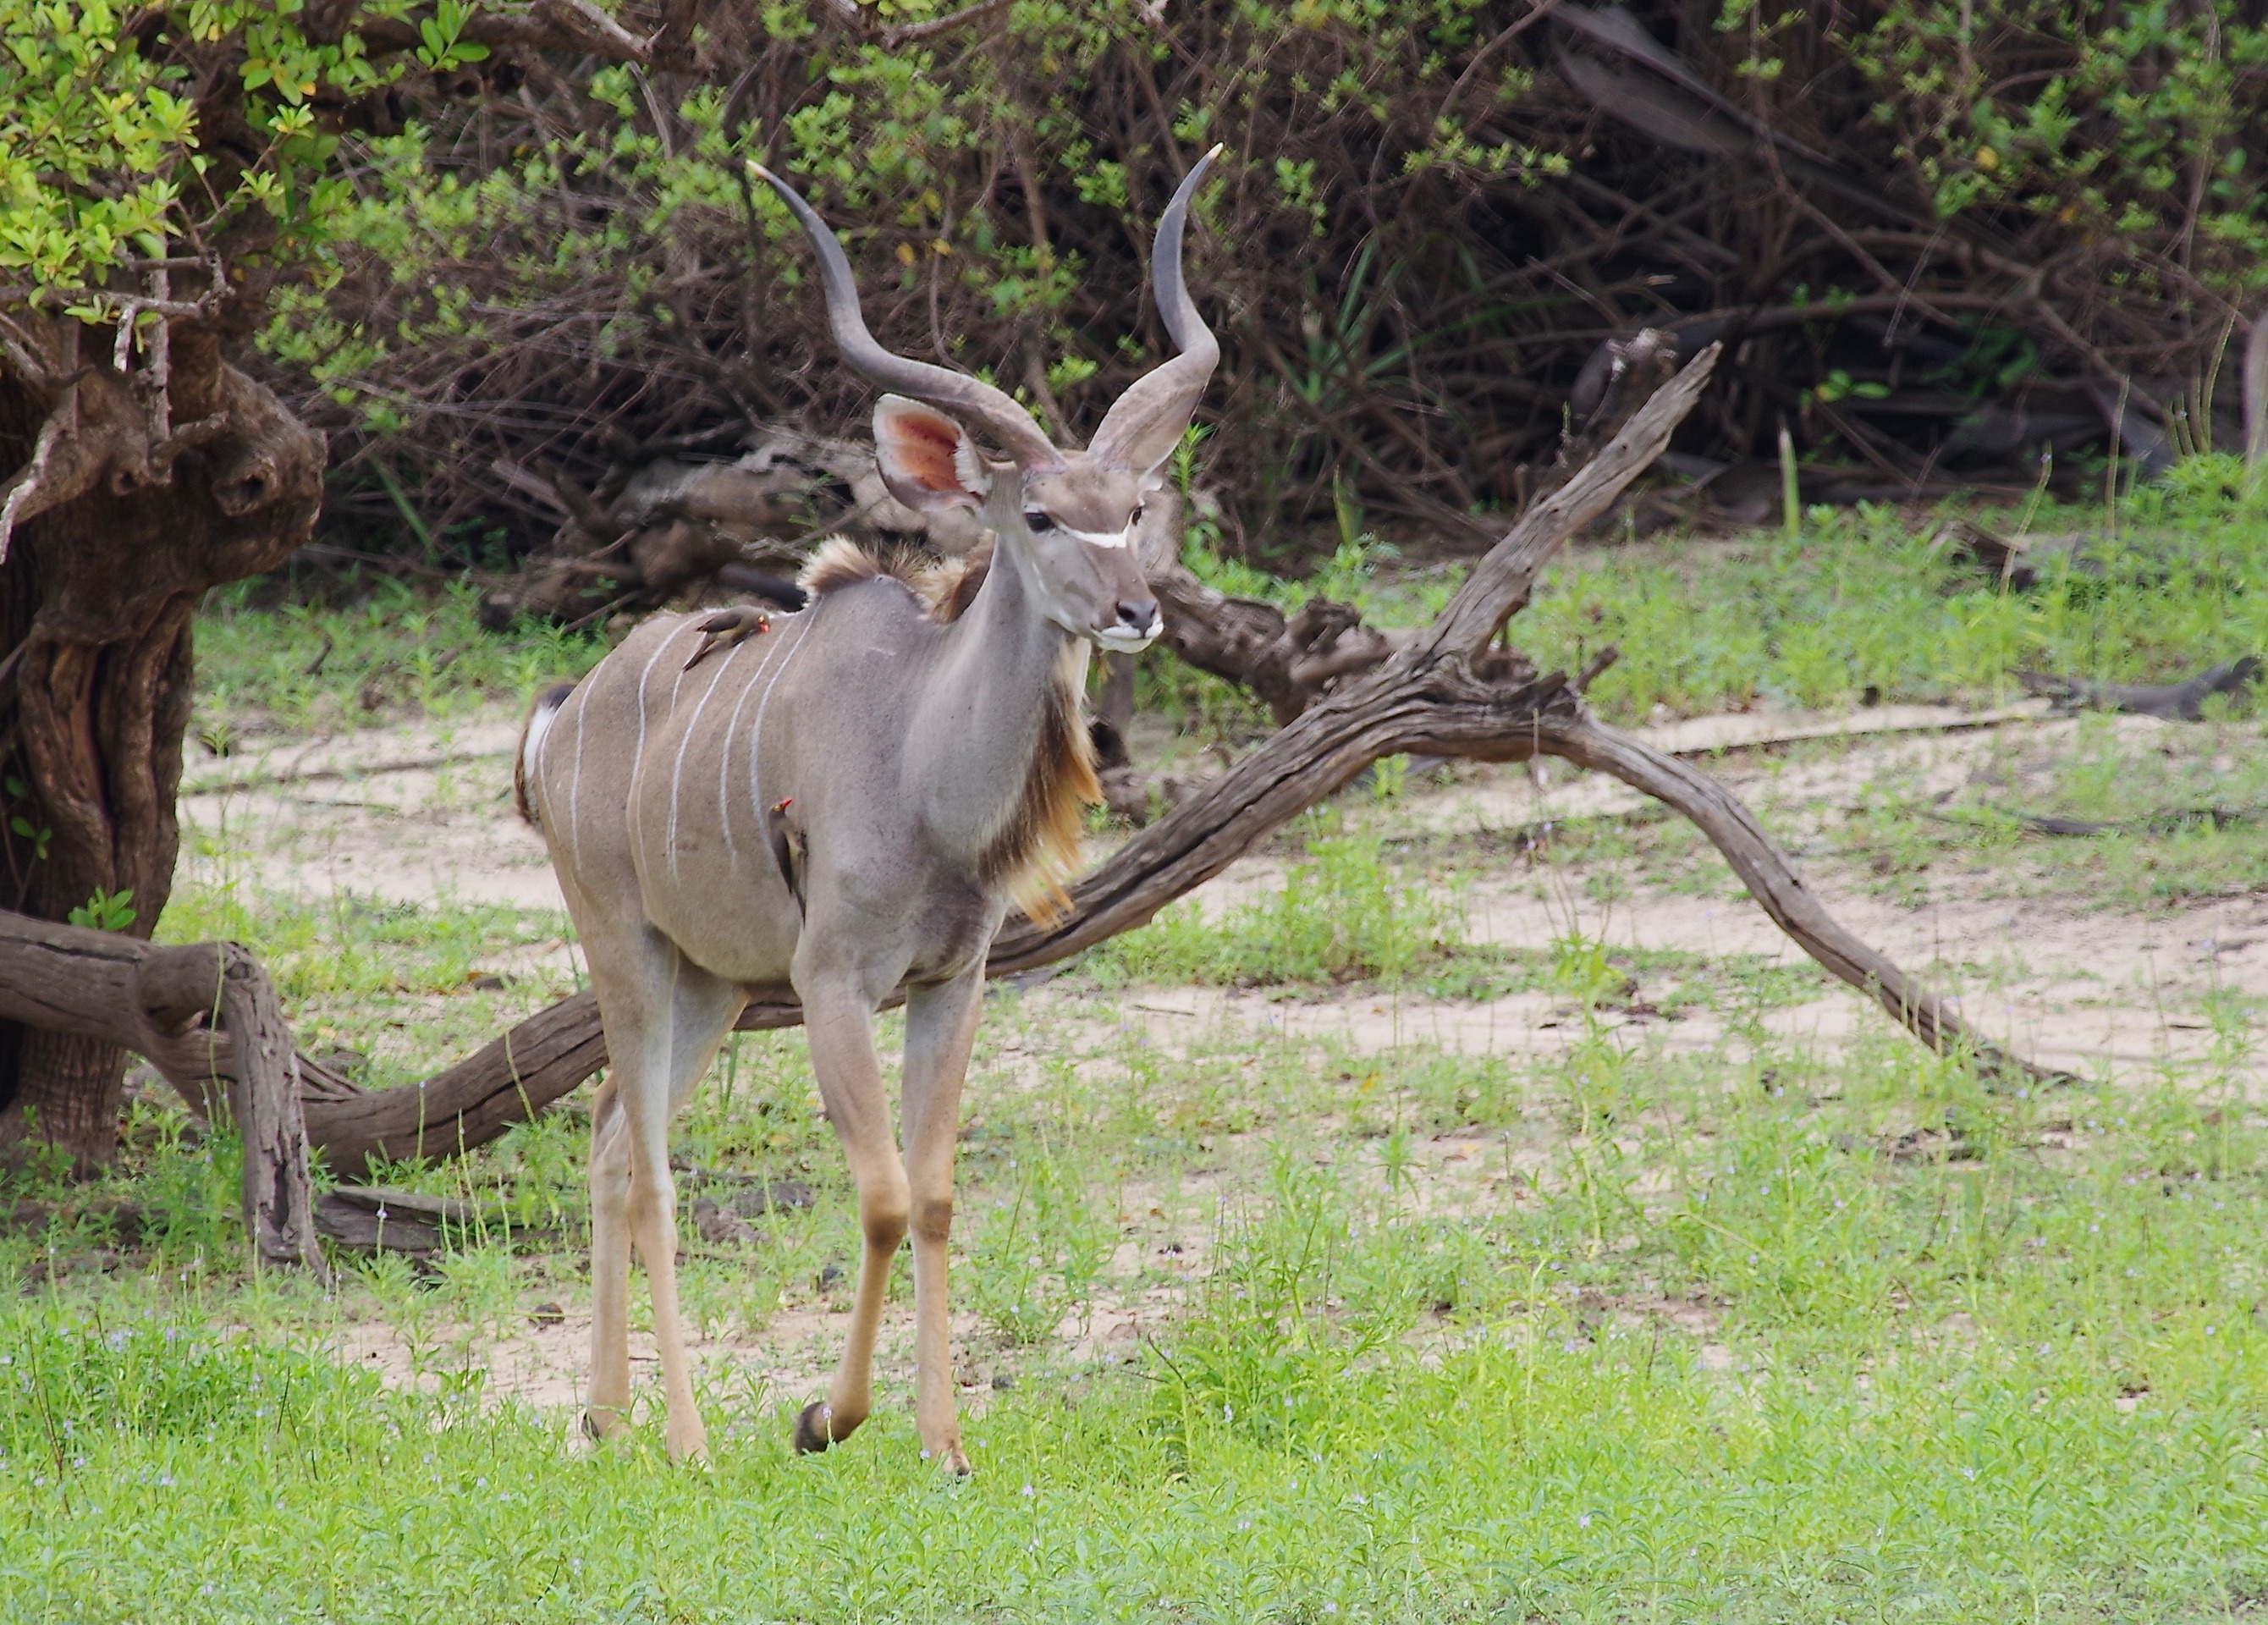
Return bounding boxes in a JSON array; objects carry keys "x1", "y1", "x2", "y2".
[
  {"x1": 0, "y1": 911, "x2": 324, "y2": 1271},
  {"x1": 300, "y1": 989, "x2": 603, "y2": 1173},
  {"x1": 293, "y1": 337, "x2": 2064, "y2": 1165},
  {"x1": 2019, "y1": 656, "x2": 2262, "y2": 722}
]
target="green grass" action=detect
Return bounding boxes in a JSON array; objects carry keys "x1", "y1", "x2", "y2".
[
  {"x1": 1087, "y1": 820, "x2": 1470, "y2": 989},
  {"x1": 194, "y1": 576, "x2": 610, "y2": 739},
  {"x1": 7, "y1": 996, "x2": 2268, "y2": 1621},
  {"x1": 47, "y1": 823, "x2": 2268, "y2": 1625},
  {"x1": 14, "y1": 843, "x2": 2268, "y2": 1618},
  {"x1": 192, "y1": 462, "x2": 2268, "y2": 747},
  {"x1": 1529, "y1": 489, "x2": 2268, "y2": 723},
  {"x1": 1142, "y1": 460, "x2": 2268, "y2": 733}
]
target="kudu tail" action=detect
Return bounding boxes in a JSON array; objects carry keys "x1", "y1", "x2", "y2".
[{"x1": 514, "y1": 680, "x2": 577, "y2": 828}]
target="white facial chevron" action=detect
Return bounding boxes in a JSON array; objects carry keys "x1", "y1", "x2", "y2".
[{"x1": 1060, "y1": 523, "x2": 1134, "y2": 550}]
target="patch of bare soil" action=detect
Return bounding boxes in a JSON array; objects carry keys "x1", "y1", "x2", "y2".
[
  {"x1": 179, "y1": 714, "x2": 561, "y2": 909},
  {"x1": 184, "y1": 702, "x2": 2265, "y2": 1082},
  {"x1": 1098, "y1": 919, "x2": 2258, "y2": 1091},
  {"x1": 1117, "y1": 709, "x2": 2266, "y2": 1085},
  {"x1": 328, "y1": 1301, "x2": 1001, "y2": 1423},
  {"x1": 175, "y1": 699, "x2": 2048, "y2": 913}
]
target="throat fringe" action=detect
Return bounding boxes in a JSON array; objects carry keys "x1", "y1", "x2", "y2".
[{"x1": 980, "y1": 640, "x2": 1098, "y2": 925}]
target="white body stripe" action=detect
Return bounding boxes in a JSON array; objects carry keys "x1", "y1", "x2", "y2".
[
  {"x1": 666, "y1": 649, "x2": 740, "y2": 881},
  {"x1": 625, "y1": 623, "x2": 692, "y2": 857},
  {"x1": 744, "y1": 602, "x2": 823, "y2": 860},
  {"x1": 715, "y1": 617, "x2": 799, "y2": 872}
]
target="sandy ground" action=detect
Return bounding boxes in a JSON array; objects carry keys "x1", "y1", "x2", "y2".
[
  {"x1": 179, "y1": 698, "x2": 2266, "y2": 1083},
  {"x1": 171, "y1": 698, "x2": 2052, "y2": 913},
  {"x1": 179, "y1": 715, "x2": 561, "y2": 908},
  {"x1": 1072, "y1": 890, "x2": 2264, "y2": 1079},
  {"x1": 1134, "y1": 708, "x2": 2264, "y2": 1080}
]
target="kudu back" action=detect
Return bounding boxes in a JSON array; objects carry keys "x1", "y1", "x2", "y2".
[{"x1": 516, "y1": 148, "x2": 1222, "y2": 1468}]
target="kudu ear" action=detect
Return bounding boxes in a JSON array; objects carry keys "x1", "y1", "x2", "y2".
[{"x1": 873, "y1": 395, "x2": 991, "y2": 512}]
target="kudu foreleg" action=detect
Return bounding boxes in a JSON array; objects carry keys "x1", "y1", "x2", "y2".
[
  {"x1": 796, "y1": 985, "x2": 910, "y2": 1453},
  {"x1": 901, "y1": 966, "x2": 986, "y2": 1475}
]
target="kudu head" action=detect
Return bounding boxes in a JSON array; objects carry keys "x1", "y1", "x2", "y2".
[{"x1": 752, "y1": 149, "x2": 1222, "y2": 653}]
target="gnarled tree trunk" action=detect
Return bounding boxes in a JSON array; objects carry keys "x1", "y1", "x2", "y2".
[{"x1": 0, "y1": 322, "x2": 324, "y2": 1171}]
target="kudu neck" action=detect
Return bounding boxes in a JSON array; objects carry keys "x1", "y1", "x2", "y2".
[{"x1": 905, "y1": 527, "x2": 1086, "y2": 862}]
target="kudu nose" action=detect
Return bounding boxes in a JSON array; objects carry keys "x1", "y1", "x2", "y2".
[{"x1": 1114, "y1": 598, "x2": 1160, "y2": 639}]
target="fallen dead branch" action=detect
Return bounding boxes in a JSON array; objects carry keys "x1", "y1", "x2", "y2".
[
  {"x1": 1635, "y1": 703, "x2": 2051, "y2": 758},
  {"x1": 315, "y1": 1187, "x2": 470, "y2": 1257},
  {"x1": 298, "y1": 990, "x2": 605, "y2": 1171},
  {"x1": 2019, "y1": 657, "x2": 2262, "y2": 722},
  {"x1": 1934, "y1": 803, "x2": 2267, "y2": 840},
  {"x1": 276, "y1": 333, "x2": 2069, "y2": 1176}
]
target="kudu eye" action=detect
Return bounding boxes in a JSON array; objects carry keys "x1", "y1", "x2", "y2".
[{"x1": 1022, "y1": 510, "x2": 1056, "y2": 534}]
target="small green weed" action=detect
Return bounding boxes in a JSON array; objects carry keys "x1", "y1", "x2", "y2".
[
  {"x1": 1090, "y1": 824, "x2": 1467, "y2": 988},
  {"x1": 966, "y1": 1126, "x2": 1112, "y2": 1344}
]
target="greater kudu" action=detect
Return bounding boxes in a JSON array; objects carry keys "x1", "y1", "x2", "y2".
[{"x1": 515, "y1": 149, "x2": 1221, "y2": 1469}]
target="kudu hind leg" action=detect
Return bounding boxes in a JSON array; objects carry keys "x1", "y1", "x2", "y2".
[
  {"x1": 586, "y1": 1078, "x2": 634, "y2": 1439},
  {"x1": 583, "y1": 936, "x2": 742, "y2": 1461},
  {"x1": 794, "y1": 983, "x2": 911, "y2": 1453},
  {"x1": 625, "y1": 959, "x2": 745, "y2": 1461}
]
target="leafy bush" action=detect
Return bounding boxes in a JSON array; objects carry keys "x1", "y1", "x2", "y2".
[{"x1": 247, "y1": 3, "x2": 2268, "y2": 567}]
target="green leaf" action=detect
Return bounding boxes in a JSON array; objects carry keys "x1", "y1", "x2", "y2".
[{"x1": 68, "y1": 889, "x2": 137, "y2": 932}]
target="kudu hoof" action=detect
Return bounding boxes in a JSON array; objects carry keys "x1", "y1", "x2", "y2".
[
  {"x1": 666, "y1": 1415, "x2": 711, "y2": 1465},
  {"x1": 793, "y1": 1401, "x2": 837, "y2": 1454}
]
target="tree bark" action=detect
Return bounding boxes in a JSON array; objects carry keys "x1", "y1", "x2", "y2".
[{"x1": 0, "y1": 322, "x2": 324, "y2": 1171}]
